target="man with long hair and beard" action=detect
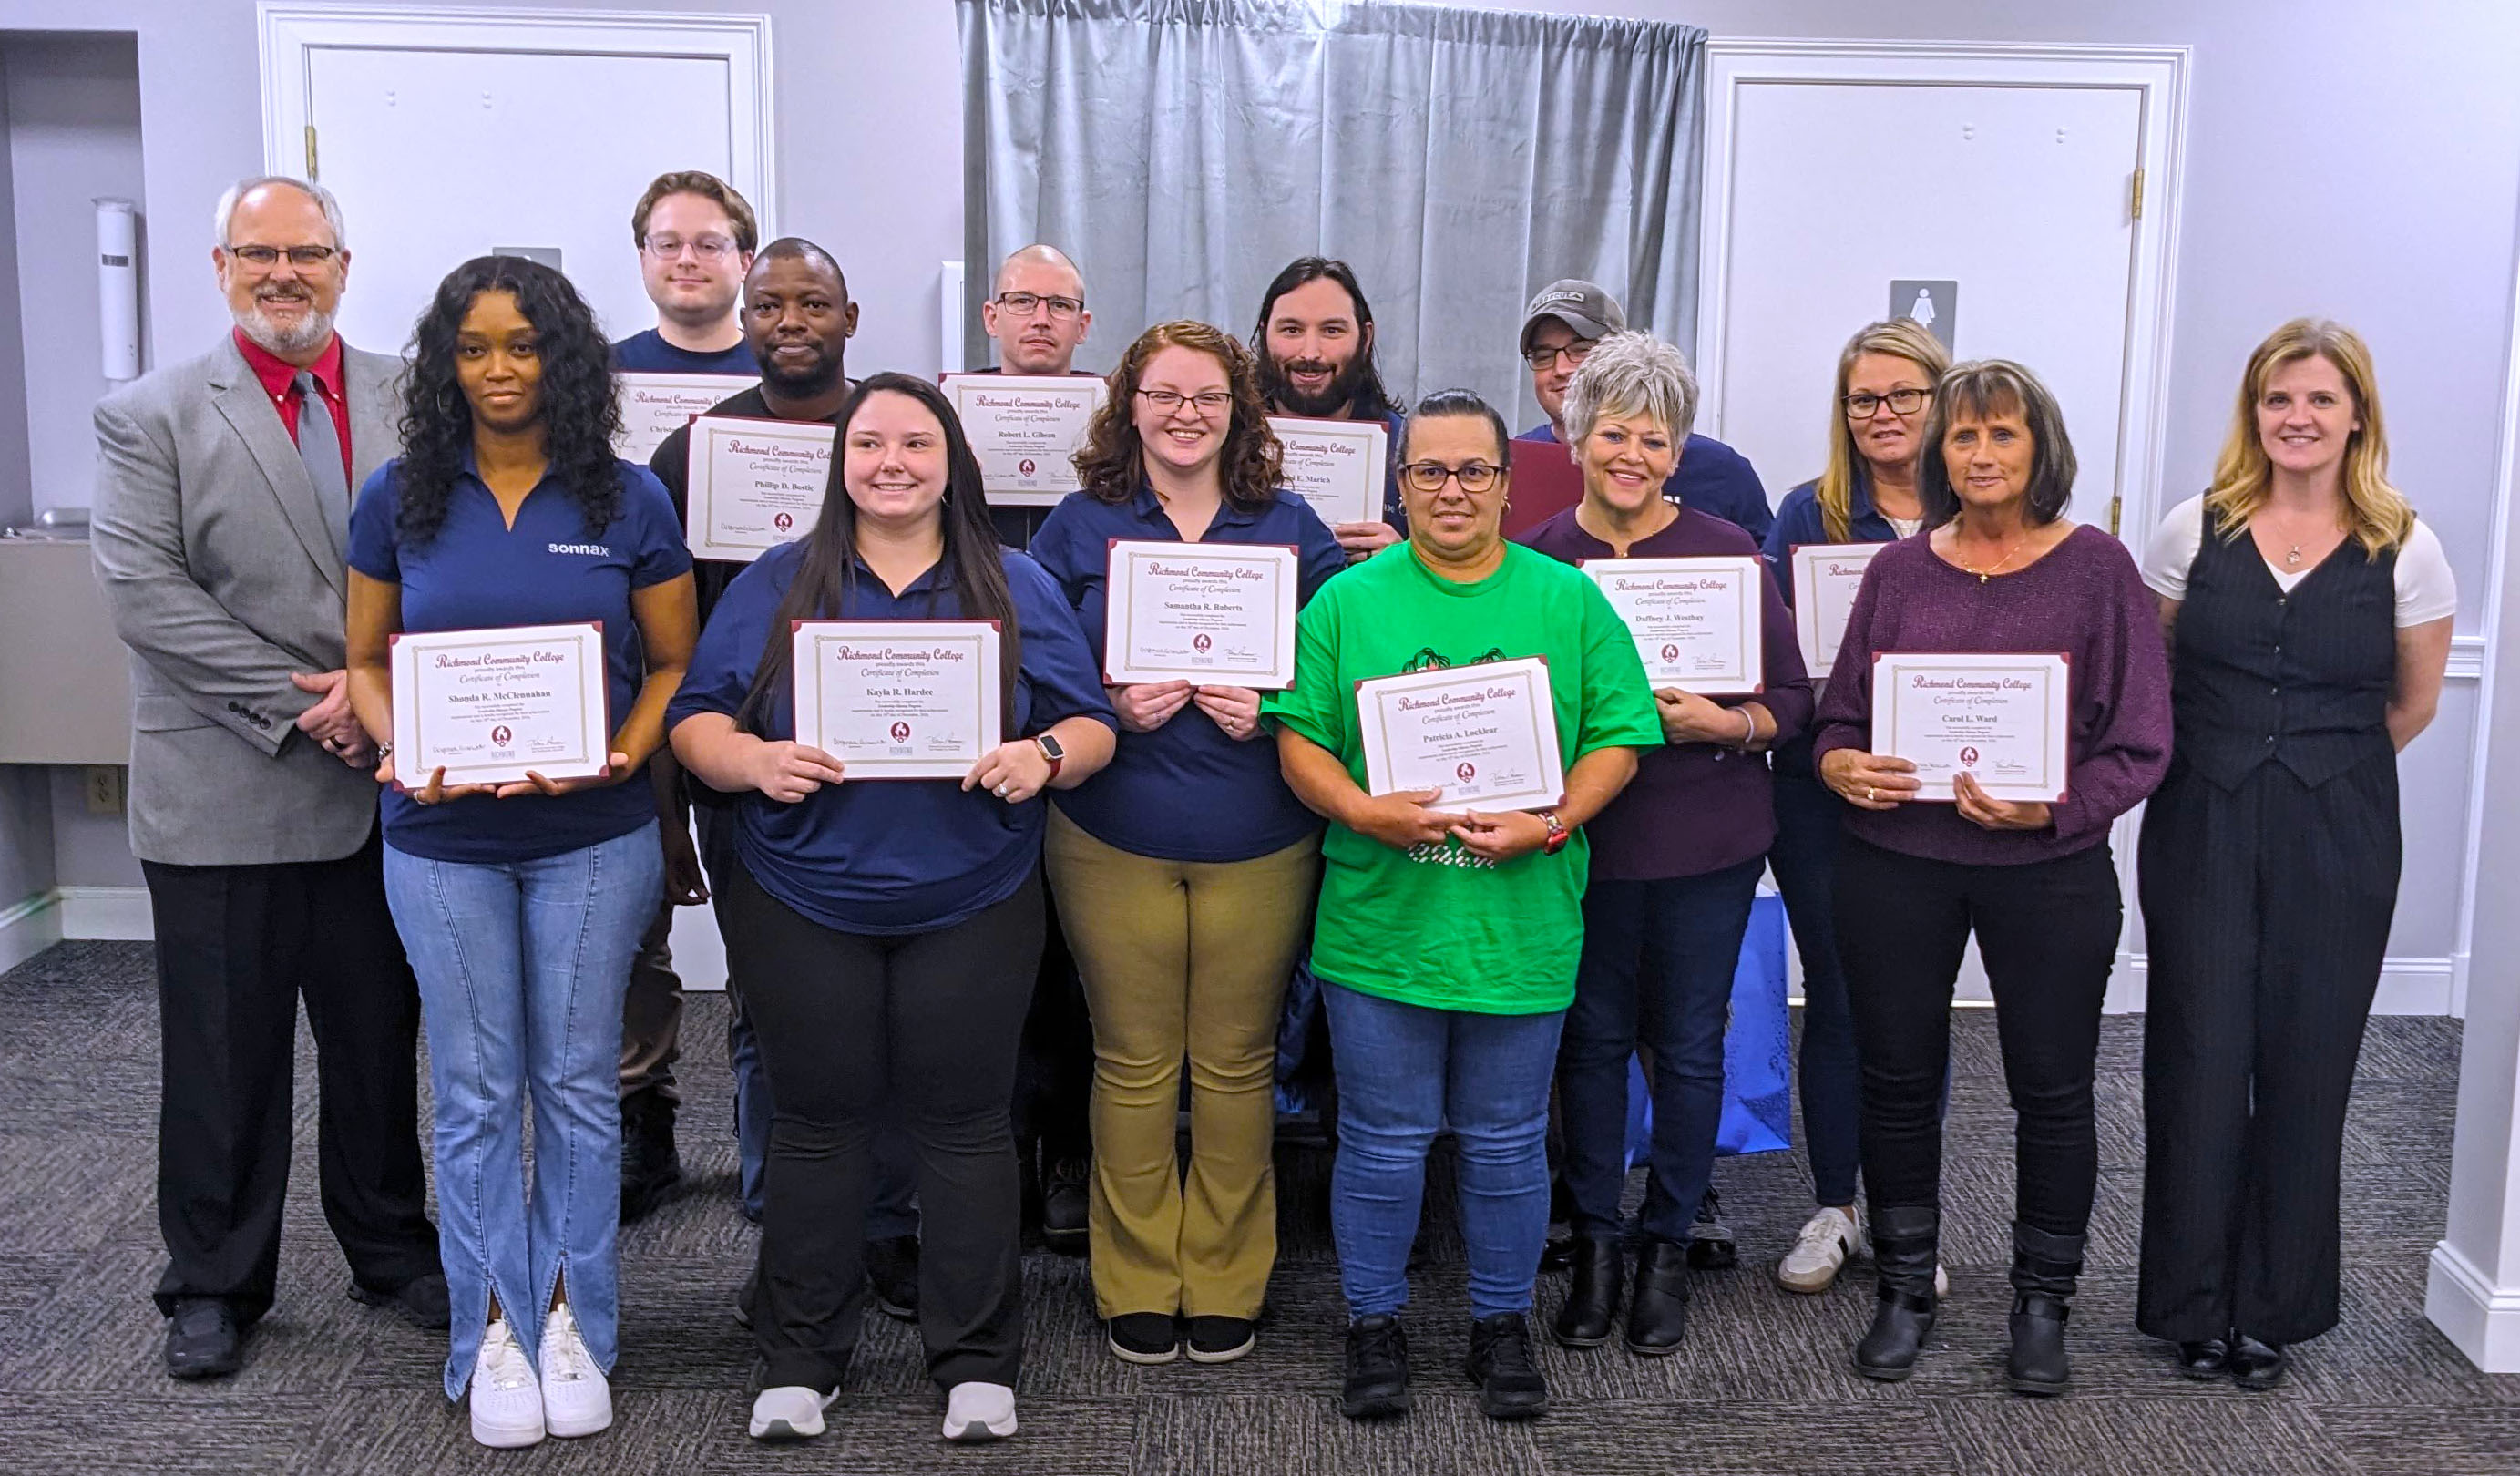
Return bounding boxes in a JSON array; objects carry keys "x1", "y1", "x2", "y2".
[{"x1": 1251, "y1": 257, "x2": 1407, "y2": 561}]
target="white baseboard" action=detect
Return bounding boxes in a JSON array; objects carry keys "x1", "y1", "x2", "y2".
[
  {"x1": 0, "y1": 892, "x2": 65, "y2": 973},
  {"x1": 55, "y1": 886, "x2": 152, "y2": 942},
  {"x1": 2115, "y1": 952, "x2": 2456, "y2": 1016},
  {"x1": 2428, "y1": 1240, "x2": 2520, "y2": 1371}
]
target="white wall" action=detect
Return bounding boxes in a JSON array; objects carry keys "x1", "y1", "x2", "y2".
[{"x1": 0, "y1": 51, "x2": 32, "y2": 528}]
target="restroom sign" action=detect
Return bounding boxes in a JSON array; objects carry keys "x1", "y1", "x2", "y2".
[{"x1": 1890, "y1": 280, "x2": 1957, "y2": 350}]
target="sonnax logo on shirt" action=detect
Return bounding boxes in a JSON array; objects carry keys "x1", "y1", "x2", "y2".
[{"x1": 548, "y1": 542, "x2": 612, "y2": 557}]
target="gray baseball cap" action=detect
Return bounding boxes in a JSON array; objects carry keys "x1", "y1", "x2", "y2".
[{"x1": 1520, "y1": 279, "x2": 1626, "y2": 354}]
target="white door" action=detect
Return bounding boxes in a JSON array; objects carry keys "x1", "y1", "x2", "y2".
[{"x1": 1706, "y1": 80, "x2": 2143, "y2": 533}]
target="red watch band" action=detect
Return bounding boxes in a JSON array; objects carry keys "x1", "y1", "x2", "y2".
[
  {"x1": 1035, "y1": 736, "x2": 1064, "y2": 783},
  {"x1": 1540, "y1": 810, "x2": 1571, "y2": 856}
]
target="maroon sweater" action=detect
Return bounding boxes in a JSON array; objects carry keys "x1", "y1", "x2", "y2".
[{"x1": 1813, "y1": 525, "x2": 2171, "y2": 865}]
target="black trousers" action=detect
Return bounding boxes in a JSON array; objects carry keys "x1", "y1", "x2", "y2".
[
  {"x1": 721, "y1": 860, "x2": 1042, "y2": 1392},
  {"x1": 2136, "y1": 754, "x2": 2399, "y2": 1345},
  {"x1": 1015, "y1": 892, "x2": 1094, "y2": 1166},
  {"x1": 141, "y1": 828, "x2": 439, "y2": 1320},
  {"x1": 1835, "y1": 835, "x2": 2121, "y2": 1238}
]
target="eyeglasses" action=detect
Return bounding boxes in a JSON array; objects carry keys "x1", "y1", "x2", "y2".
[
  {"x1": 1524, "y1": 339, "x2": 1599, "y2": 372},
  {"x1": 224, "y1": 244, "x2": 338, "y2": 269},
  {"x1": 996, "y1": 292, "x2": 1085, "y2": 322},
  {"x1": 1401, "y1": 460, "x2": 1502, "y2": 493},
  {"x1": 1137, "y1": 388, "x2": 1234, "y2": 415},
  {"x1": 643, "y1": 234, "x2": 739, "y2": 262},
  {"x1": 1844, "y1": 387, "x2": 1932, "y2": 419}
]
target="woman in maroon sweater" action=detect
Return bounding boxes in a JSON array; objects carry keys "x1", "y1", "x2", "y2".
[{"x1": 1813, "y1": 360, "x2": 2169, "y2": 1395}]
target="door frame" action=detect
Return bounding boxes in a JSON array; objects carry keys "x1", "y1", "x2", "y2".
[{"x1": 256, "y1": 5, "x2": 778, "y2": 234}]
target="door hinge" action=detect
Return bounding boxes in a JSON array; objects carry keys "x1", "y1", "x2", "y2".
[
  {"x1": 2108, "y1": 494, "x2": 2124, "y2": 536},
  {"x1": 304, "y1": 124, "x2": 319, "y2": 180},
  {"x1": 2130, "y1": 167, "x2": 2145, "y2": 221}
]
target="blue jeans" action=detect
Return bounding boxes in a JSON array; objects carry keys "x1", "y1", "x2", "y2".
[
  {"x1": 1768, "y1": 764, "x2": 1864, "y2": 1208},
  {"x1": 1322, "y1": 981, "x2": 1564, "y2": 1321},
  {"x1": 1561, "y1": 859, "x2": 1763, "y2": 1244},
  {"x1": 384, "y1": 823, "x2": 662, "y2": 1399}
]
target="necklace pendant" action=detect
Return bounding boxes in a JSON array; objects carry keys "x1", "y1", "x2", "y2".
[{"x1": 1978, "y1": 572, "x2": 1989, "y2": 585}]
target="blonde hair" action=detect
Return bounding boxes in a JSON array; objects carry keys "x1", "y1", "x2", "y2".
[
  {"x1": 2204, "y1": 319, "x2": 2411, "y2": 557},
  {"x1": 1813, "y1": 319, "x2": 1951, "y2": 542}
]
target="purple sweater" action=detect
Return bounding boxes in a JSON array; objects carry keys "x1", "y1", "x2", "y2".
[
  {"x1": 1813, "y1": 526, "x2": 2170, "y2": 866},
  {"x1": 1521, "y1": 506, "x2": 1814, "y2": 880}
]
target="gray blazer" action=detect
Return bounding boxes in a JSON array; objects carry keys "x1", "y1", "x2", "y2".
[{"x1": 90, "y1": 333, "x2": 403, "y2": 866}]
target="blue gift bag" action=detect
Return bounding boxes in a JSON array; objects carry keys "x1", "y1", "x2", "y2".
[{"x1": 1624, "y1": 891, "x2": 1794, "y2": 1166}]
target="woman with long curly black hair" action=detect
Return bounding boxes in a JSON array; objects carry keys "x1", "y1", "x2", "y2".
[{"x1": 343, "y1": 255, "x2": 697, "y2": 1450}]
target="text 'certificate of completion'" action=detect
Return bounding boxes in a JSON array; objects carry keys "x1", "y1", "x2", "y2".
[
  {"x1": 390, "y1": 622, "x2": 610, "y2": 788},
  {"x1": 1267, "y1": 416, "x2": 1388, "y2": 527},
  {"x1": 1789, "y1": 543, "x2": 1886, "y2": 678},
  {"x1": 687, "y1": 415, "x2": 835, "y2": 563},
  {"x1": 1103, "y1": 540, "x2": 1300, "y2": 688},
  {"x1": 616, "y1": 372, "x2": 743, "y2": 462},
  {"x1": 1355, "y1": 656, "x2": 1565, "y2": 812},
  {"x1": 792, "y1": 620, "x2": 1003, "y2": 780},
  {"x1": 946, "y1": 374, "x2": 1106, "y2": 507},
  {"x1": 1582, "y1": 556, "x2": 1764, "y2": 693},
  {"x1": 1871, "y1": 652, "x2": 2072, "y2": 803}
]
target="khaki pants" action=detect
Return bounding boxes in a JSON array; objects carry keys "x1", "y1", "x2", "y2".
[{"x1": 1045, "y1": 808, "x2": 1318, "y2": 1319}]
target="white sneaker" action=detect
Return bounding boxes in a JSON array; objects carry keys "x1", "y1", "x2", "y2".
[
  {"x1": 941, "y1": 1380, "x2": 1018, "y2": 1442},
  {"x1": 1777, "y1": 1205, "x2": 1866, "y2": 1294},
  {"x1": 469, "y1": 1318, "x2": 546, "y2": 1449},
  {"x1": 538, "y1": 1302, "x2": 612, "y2": 1438},
  {"x1": 1935, "y1": 1262, "x2": 1952, "y2": 1299},
  {"x1": 750, "y1": 1385, "x2": 837, "y2": 1440}
]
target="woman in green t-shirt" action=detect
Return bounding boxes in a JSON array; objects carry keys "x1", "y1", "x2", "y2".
[{"x1": 1263, "y1": 389, "x2": 1663, "y2": 1425}]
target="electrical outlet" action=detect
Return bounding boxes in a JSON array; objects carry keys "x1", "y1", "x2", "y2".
[{"x1": 84, "y1": 765, "x2": 126, "y2": 816}]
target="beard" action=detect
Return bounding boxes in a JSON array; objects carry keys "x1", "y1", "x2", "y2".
[
  {"x1": 758, "y1": 341, "x2": 844, "y2": 397},
  {"x1": 1259, "y1": 347, "x2": 1372, "y2": 419},
  {"x1": 233, "y1": 288, "x2": 334, "y2": 356}
]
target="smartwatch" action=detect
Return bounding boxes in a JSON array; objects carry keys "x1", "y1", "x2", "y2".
[
  {"x1": 1034, "y1": 733, "x2": 1066, "y2": 784},
  {"x1": 1539, "y1": 810, "x2": 1571, "y2": 856}
]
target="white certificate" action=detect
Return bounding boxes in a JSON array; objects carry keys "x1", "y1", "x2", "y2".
[
  {"x1": 390, "y1": 622, "x2": 610, "y2": 787},
  {"x1": 1103, "y1": 540, "x2": 1301, "y2": 688},
  {"x1": 1582, "y1": 555, "x2": 1764, "y2": 694},
  {"x1": 616, "y1": 372, "x2": 747, "y2": 463},
  {"x1": 1871, "y1": 652, "x2": 2073, "y2": 804},
  {"x1": 1267, "y1": 415, "x2": 1388, "y2": 527},
  {"x1": 792, "y1": 620, "x2": 1003, "y2": 780},
  {"x1": 686, "y1": 415, "x2": 835, "y2": 562},
  {"x1": 1790, "y1": 543, "x2": 1887, "y2": 678},
  {"x1": 945, "y1": 374, "x2": 1106, "y2": 507},
  {"x1": 1355, "y1": 656, "x2": 1565, "y2": 813}
]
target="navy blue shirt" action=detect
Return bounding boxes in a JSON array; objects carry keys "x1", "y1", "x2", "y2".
[
  {"x1": 665, "y1": 540, "x2": 1116, "y2": 936},
  {"x1": 611, "y1": 329, "x2": 755, "y2": 376},
  {"x1": 1030, "y1": 486, "x2": 1349, "y2": 862},
  {"x1": 1760, "y1": 470, "x2": 1907, "y2": 777},
  {"x1": 347, "y1": 456, "x2": 693, "y2": 863},
  {"x1": 1516, "y1": 423, "x2": 1774, "y2": 542}
]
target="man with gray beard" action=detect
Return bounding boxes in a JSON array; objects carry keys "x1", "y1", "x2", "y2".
[{"x1": 91, "y1": 176, "x2": 443, "y2": 1381}]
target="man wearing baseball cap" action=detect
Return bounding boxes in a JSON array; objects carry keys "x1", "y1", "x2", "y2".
[{"x1": 1513, "y1": 279, "x2": 1775, "y2": 540}]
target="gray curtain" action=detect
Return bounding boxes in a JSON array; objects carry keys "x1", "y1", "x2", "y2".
[{"x1": 960, "y1": 0, "x2": 1706, "y2": 425}]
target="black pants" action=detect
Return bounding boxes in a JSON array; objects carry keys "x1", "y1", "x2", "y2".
[
  {"x1": 141, "y1": 828, "x2": 439, "y2": 1319},
  {"x1": 1835, "y1": 835, "x2": 2120, "y2": 1238},
  {"x1": 721, "y1": 860, "x2": 1042, "y2": 1392},
  {"x1": 2136, "y1": 755, "x2": 2399, "y2": 1345},
  {"x1": 1015, "y1": 892, "x2": 1094, "y2": 1166}
]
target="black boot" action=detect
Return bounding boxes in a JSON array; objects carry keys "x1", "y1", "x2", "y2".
[
  {"x1": 1041, "y1": 1156, "x2": 1091, "y2": 1257},
  {"x1": 619, "y1": 1090, "x2": 683, "y2": 1225},
  {"x1": 1625, "y1": 1237, "x2": 1690, "y2": 1355},
  {"x1": 1341, "y1": 1315, "x2": 1411, "y2": 1420},
  {"x1": 2005, "y1": 1222, "x2": 2085, "y2": 1397},
  {"x1": 1852, "y1": 1205, "x2": 1939, "y2": 1381},
  {"x1": 1686, "y1": 1187, "x2": 1737, "y2": 1270},
  {"x1": 1552, "y1": 1235, "x2": 1622, "y2": 1348},
  {"x1": 1466, "y1": 1312, "x2": 1549, "y2": 1420}
]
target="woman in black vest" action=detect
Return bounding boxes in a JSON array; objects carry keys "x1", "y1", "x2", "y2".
[{"x1": 2136, "y1": 319, "x2": 2455, "y2": 1389}]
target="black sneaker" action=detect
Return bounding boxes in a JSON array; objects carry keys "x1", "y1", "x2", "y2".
[
  {"x1": 1042, "y1": 1157, "x2": 1091, "y2": 1256},
  {"x1": 1466, "y1": 1312, "x2": 1549, "y2": 1420},
  {"x1": 1688, "y1": 1187, "x2": 1737, "y2": 1270},
  {"x1": 1341, "y1": 1314, "x2": 1410, "y2": 1420},
  {"x1": 1186, "y1": 1316, "x2": 1255, "y2": 1364},
  {"x1": 1108, "y1": 1312, "x2": 1180, "y2": 1365},
  {"x1": 619, "y1": 1092, "x2": 685, "y2": 1225},
  {"x1": 866, "y1": 1234, "x2": 919, "y2": 1321}
]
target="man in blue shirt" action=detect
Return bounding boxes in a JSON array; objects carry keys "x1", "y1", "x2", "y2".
[
  {"x1": 611, "y1": 170, "x2": 759, "y2": 374},
  {"x1": 1513, "y1": 279, "x2": 1774, "y2": 542},
  {"x1": 1251, "y1": 257, "x2": 1406, "y2": 560}
]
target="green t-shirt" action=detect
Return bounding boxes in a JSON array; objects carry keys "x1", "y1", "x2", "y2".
[{"x1": 1262, "y1": 540, "x2": 1661, "y2": 1014}]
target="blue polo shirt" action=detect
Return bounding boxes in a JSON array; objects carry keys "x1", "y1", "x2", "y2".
[
  {"x1": 665, "y1": 540, "x2": 1116, "y2": 936},
  {"x1": 1761, "y1": 471, "x2": 1904, "y2": 605},
  {"x1": 347, "y1": 456, "x2": 694, "y2": 864},
  {"x1": 1030, "y1": 485, "x2": 1350, "y2": 862},
  {"x1": 1515, "y1": 423, "x2": 1774, "y2": 542},
  {"x1": 611, "y1": 329, "x2": 754, "y2": 375}
]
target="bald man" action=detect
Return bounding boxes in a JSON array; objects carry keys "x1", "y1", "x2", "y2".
[{"x1": 979, "y1": 243, "x2": 1092, "y2": 376}]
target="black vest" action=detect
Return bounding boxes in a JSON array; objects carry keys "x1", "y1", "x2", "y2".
[{"x1": 2170, "y1": 507, "x2": 2397, "y2": 790}]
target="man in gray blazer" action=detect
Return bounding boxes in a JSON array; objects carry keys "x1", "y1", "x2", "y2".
[{"x1": 90, "y1": 177, "x2": 442, "y2": 1381}]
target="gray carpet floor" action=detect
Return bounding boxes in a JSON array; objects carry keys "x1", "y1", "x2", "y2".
[{"x1": 3, "y1": 938, "x2": 2515, "y2": 1474}]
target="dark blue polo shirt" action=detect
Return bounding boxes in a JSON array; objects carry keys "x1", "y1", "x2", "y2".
[
  {"x1": 665, "y1": 540, "x2": 1116, "y2": 936},
  {"x1": 611, "y1": 329, "x2": 755, "y2": 375},
  {"x1": 1761, "y1": 471, "x2": 1905, "y2": 607},
  {"x1": 1030, "y1": 485, "x2": 1349, "y2": 862},
  {"x1": 1515, "y1": 423, "x2": 1774, "y2": 542},
  {"x1": 347, "y1": 456, "x2": 693, "y2": 864}
]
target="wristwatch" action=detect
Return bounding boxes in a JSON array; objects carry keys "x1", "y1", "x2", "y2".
[
  {"x1": 1539, "y1": 810, "x2": 1571, "y2": 856},
  {"x1": 1035, "y1": 733, "x2": 1065, "y2": 783}
]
